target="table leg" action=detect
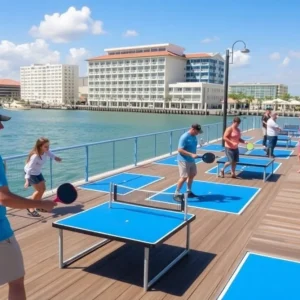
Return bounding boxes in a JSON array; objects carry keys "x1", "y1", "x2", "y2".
[
  {"x1": 58, "y1": 229, "x2": 111, "y2": 268},
  {"x1": 59, "y1": 229, "x2": 63, "y2": 269},
  {"x1": 144, "y1": 223, "x2": 191, "y2": 291},
  {"x1": 186, "y1": 223, "x2": 190, "y2": 250},
  {"x1": 144, "y1": 247, "x2": 150, "y2": 291}
]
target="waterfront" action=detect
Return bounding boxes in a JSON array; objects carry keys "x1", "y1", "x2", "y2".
[
  {"x1": 0, "y1": 108, "x2": 223, "y2": 156},
  {"x1": 0, "y1": 109, "x2": 228, "y2": 197}
]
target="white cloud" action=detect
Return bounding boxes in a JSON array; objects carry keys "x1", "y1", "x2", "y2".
[
  {"x1": 201, "y1": 36, "x2": 220, "y2": 44},
  {"x1": 223, "y1": 50, "x2": 250, "y2": 68},
  {"x1": 66, "y1": 48, "x2": 90, "y2": 75},
  {"x1": 289, "y1": 50, "x2": 300, "y2": 59},
  {"x1": 269, "y1": 52, "x2": 280, "y2": 60},
  {"x1": 29, "y1": 6, "x2": 105, "y2": 43},
  {"x1": 66, "y1": 47, "x2": 90, "y2": 65},
  {"x1": 281, "y1": 56, "x2": 290, "y2": 67},
  {"x1": 123, "y1": 30, "x2": 139, "y2": 37},
  {"x1": 0, "y1": 39, "x2": 60, "y2": 79}
]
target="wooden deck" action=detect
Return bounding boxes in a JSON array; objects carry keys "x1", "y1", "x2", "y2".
[{"x1": 1, "y1": 128, "x2": 300, "y2": 300}]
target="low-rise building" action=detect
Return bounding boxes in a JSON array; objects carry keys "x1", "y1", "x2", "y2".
[
  {"x1": 229, "y1": 83, "x2": 288, "y2": 99},
  {"x1": 168, "y1": 82, "x2": 224, "y2": 109},
  {"x1": 0, "y1": 79, "x2": 20, "y2": 100}
]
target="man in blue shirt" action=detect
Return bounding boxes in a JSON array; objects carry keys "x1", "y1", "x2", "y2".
[
  {"x1": 0, "y1": 114, "x2": 57, "y2": 300},
  {"x1": 173, "y1": 123, "x2": 203, "y2": 202}
]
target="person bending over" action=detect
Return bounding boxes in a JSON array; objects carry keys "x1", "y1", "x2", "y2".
[{"x1": 24, "y1": 137, "x2": 61, "y2": 217}]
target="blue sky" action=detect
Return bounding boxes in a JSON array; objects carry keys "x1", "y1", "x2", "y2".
[{"x1": 1, "y1": 0, "x2": 300, "y2": 94}]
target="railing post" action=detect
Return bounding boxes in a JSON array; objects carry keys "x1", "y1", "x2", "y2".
[
  {"x1": 85, "y1": 146, "x2": 89, "y2": 182},
  {"x1": 206, "y1": 126, "x2": 210, "y2": 143},
  {"x1": 154, "y1": 134, "x2": 157, "y2": 157},
  {"x1": 134, "y1": 137, "x2": 138, "y2": 166},
  {"x1": 169, "y1": 131, "x2": 173, "y2": 155},
  {"x1": 50, "y1": 158, "x2": 53, "y2": 190},
  {"x1": 112, "y1": 141, "x2": 115, "y2": 169}
]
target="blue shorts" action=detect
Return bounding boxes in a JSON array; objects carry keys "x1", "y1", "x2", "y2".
[
  {"x1": 225, "y1": 147, "x2": 239, "y2": 163},
  {"x1": 27, "y1": 174, "x2": 45, "y2": 186}
]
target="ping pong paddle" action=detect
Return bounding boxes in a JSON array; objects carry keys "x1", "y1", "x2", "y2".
[
  {"x1": 197, "y1": 152, "x2": 219, "y2": 163},
  {"x1": 54, "y1": 183, "x2": 78, "y2": 204}
]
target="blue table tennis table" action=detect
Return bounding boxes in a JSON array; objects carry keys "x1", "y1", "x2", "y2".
[
  {"x1": 282, "y1": 125, "x2": 300, "y2": 137},
  {"x1": 216, "y1": 156, "x2": 275, "y2": 181},
  {"x1": 52, "y1": 199, "x2": 195, "y2": 291},
  {"x1": 277, "y1": 134, "x2": 293, "y2": 148}
]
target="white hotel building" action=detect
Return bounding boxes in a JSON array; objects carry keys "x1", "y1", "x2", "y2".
[
  {"x1": 87, "y1": 43, "x2": 224, "y2": 109},
  {"x1": 20, "y1": 64, "x2": 79, "y2": 104}
]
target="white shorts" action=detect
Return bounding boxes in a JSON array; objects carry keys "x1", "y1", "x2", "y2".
[
  {"x1": 0, "y1": 235, "x2": 25, "y2": 285},
  {"x1": 262, "y1": 127, "x2": 267, "y2": 135},
  {"x1": 178, "y1": 161, "x2": 197, "y2": 178}
]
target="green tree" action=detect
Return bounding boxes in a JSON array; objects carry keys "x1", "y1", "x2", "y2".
[{"x1": 282, "y1": 93, "x2": 291, "y2": 100}]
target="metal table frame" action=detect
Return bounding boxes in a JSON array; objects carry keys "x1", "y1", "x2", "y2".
[
  {"x1": 216, "y1": 158, "x2": 274, "y2": 182},
  {"x1": 54, "y1": 195, "x2": 194, "y2": 291}
]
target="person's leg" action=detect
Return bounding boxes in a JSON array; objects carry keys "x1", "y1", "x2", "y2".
[
  {"x1": 231, "y1": 149, "x2": 239, "y2": 178},
  {"x1": 174, "y1": 161, "x2": 187, "y2": 201},
  {"x1": 28, "y1": 178, "x2": 46, "y2": 216},
  {"x1": 269, "y1": 136, "x2": 276, "y2": 157},
  {"x1": 219, "y1": 148, "x2": 232, "y2": 177},
  {"x1": 266, "y1": 136, "x2": 271, "y2": 156},
  {"x1": 186, "y1": 162, "x2": 197, "y2": 196},
  {"x1": 262, "y1": 128, "x2": 267, "y2": 149},
  {"x1": 9, "y1": 277, "x2": 26, "y2": 300},
  {"x1": 0, "y1": 236, "x2": 26, "y2": 300}
]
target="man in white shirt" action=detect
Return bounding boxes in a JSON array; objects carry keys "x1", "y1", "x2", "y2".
[{"x1": 266, "y1": 112, "x2": 281, "y2": 158}]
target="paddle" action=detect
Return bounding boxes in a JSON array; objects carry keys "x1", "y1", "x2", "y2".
[
  {"x1": 239, "y1": 142, "x2": 254, "y2": 154},
  {"x1": 197, "y1": 152, "x2": 219, "y2": 163},
  {"x1": 246, "y1": 142, "x2": 254, "y2": 151},
  {"x1": 54, "y1": 183, "x2": 78, "y2": 204}
]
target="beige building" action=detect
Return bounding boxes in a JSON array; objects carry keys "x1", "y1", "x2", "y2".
[
  {"x1": 0, "y1": 79, "x2": 20, "y2": 100},
  {"x1": 229, "y1": 83, "x2": 288, "y2": 99},
  {"x1": 168, "y1": 82, "x2": 224, "y2": 109},
  {"x1": 87, "y1": 43, "x2": 224, "y2": 108},
  {"x1": 20, "y1": 64, "x2": 79, "y2": 104}
]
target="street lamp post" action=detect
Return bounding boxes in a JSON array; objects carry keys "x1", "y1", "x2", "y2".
[{"x1": 222, "y1": 40, "x2": 250, "y2": 147}]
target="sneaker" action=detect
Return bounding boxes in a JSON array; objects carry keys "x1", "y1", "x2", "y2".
[
  {"x1": 173, "y1": 193, "x2": 184, "y2": 202},
  {"x1": 27, "y1": 209, "x2": 41, "y2": 217},
  {"x1": 187, "y1": 191, "x2": 197, "y2": 198}
]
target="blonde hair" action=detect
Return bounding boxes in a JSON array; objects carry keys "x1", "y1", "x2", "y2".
[{"x1": 26, "y1": 137, "x2": 50, "y2": 163}]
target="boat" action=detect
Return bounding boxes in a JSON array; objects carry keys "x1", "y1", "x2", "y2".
[{"x1": 2, "y1": 100, "x2": 31, "y2": 110}]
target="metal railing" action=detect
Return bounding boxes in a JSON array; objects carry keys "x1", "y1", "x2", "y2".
[{"x1": 3, "y1": 115, "x2": 290, "y2": 198}]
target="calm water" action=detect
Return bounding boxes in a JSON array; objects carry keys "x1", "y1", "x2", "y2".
[
  {"x1": 0, "y1": 108, "x2": 223, "y2": 156},
  {"x1": 0, "y1": 108, "x2": 226, "y2": 196}
]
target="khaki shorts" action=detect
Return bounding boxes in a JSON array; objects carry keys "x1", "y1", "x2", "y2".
[
  {"x1": 0, "y1": 235, "x2": 25, "y2": 285},
  {"x1": 178, "y1": 160, "x2": 197, "y2": 178}
]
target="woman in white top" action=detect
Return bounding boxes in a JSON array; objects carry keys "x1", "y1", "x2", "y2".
[{"x1": 24, "y1": 137, "x2": 62, "y2": 217}]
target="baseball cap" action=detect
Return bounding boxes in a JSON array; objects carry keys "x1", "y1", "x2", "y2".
[
  {"x1": 0, "y1": 114, "x2": 11, "y2": 122},
  {"x1": 191, "y1": 123, "x2": 203, "y2": 133}
]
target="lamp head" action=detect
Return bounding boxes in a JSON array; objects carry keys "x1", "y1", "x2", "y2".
[{"x1": 241, "y1": 48, "x2": 250, "y2": 54}]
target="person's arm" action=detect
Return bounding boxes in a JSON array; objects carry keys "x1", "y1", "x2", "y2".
[
  {"x1": 270, "y1": 120, "x2": 281, "y2": 132},
  {"x1": 0, "y1": 186, "x2": 57, "y2": 210},
  {"x1": 46, "y1": 150, "x2": 62, "y2": 162},
  {"x1": 223, "y1": 127, "x2": 233, "y2": 145}
]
